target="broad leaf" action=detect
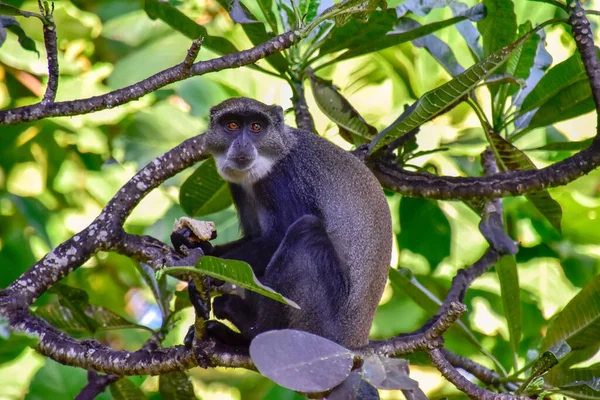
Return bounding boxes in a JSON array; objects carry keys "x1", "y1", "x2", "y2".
[
  {"x1": 546, "y1": 365, "x2": 600, "y2": 397},
  {"x1": 519, "y1": 341, "x2": 572, "y2": 394},
  {"x1": 35, "y1": 304, "x2": 138, "y2": 335},
  {"x1": 388, "y1": 268, "x2": 440, "y2": 315},
  {"x1": 505, "y1": 22, "x2": 540, "y2": 96},
  {"x1": 0, "y1": 3, "x2": 42, "y2": 20},
  {"x1": 159, "y1": 371, "x2": 196, "y2": 399},
  {"x1": 525, "y1": 138, "x2": 593, "y2": 152},
  {"x1": 450, "y1": 2, "x2": 483, "y2": 60},
  {"x1": 388, "y1": 268, "x2": 505, "y2": 371},
  {"x1": 328, "y1": 371, "x2": 362, "y2": 400},
  {"x1": 524, "y1": 80, "x2": 596, "y2": 132},
  {"x1": 319, "y1": 9, "x2": 397, "y2": 56},
  {"x1": 166, "y1": 257, "x2": 300, "y2": 308},
  {"x1": 110, "y1": 378, "x2": 147, "y2": 400},
  {"x1": 222, "y1": 0, "x2": 289, "y2": 74},
  {"x1": 477, "y1": 0, "x2": 517, "y2": 124},
  {"x1": 143, "y1": 0, "x2": 239, "y2": 56},
  {"x1": 478, "y1": 0, "x2": 517, "y2": 57},
  {"x1": 542, "y1": 275, "x2": 600, "y2": 351},
  {"x1": 398, "y1": 197, "x2": 451, "y2": 270},
  {"x1": 520, "y1": 49, "x2": 599, "y2": 113},
  {"x1": 483, "y1": 125, "x2": 562, "y2": 232},
  {"x1": 137, "y1": 263, "x2": 170, "y2": 320},
  {"x1": 320, "y1": 14, "x2": 469, "y2": 67},
  {"x1": 179, "y1": 157, "x2": 233, "y2": 217},
  {"x1": 250, "y1": 329, "x2": 354, "y2": 392},
  {"x1": 370, "y1": 32, "x2": 531, "y2": 152},
  {"x1": 496, "y1": 255, "x2": 521, "y2": 369},
  {"x1": 309, "y1": 74, "x2": 377, "y2": 144},
  {"x1": 362, "y1": 355, "x2": 419, "y2": 390},
  {"x1": 0, "y1": 16, "x2": 38, "y2": 53},
  {"x1": 394, "y1": 18, "x2": 464, "y2": 77}
]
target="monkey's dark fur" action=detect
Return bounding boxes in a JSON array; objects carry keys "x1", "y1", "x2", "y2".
[{"x1": 194, "y1": 98, "x2": 392, "y2": 349}]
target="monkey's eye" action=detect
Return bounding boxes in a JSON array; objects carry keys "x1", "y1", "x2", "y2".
[
  {"x1": 227, "y1": 122, "x2": 239, "y2": 130},
  {"x1": 250, "y1": 123, "x2": 262, "y2": 132}
]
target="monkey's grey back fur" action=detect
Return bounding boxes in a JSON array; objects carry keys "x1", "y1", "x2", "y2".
[{"x1": 288, "y1": 128, "x2": 392, "y2": 346}]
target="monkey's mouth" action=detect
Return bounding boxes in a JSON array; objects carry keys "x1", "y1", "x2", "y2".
[{"x1": 227, "y1": 157, "x2": 255, "y2": 171}]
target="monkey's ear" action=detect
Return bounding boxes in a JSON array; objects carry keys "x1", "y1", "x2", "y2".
[{"x1": 270, "y1": 105, "x2": 284, "y2": 123}]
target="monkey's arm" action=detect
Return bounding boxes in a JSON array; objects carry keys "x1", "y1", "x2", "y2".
[{"x1": 214, "y1": 236, "x2": 279, "y2": 277}]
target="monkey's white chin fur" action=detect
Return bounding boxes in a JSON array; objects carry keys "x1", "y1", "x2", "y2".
[{"x1": 215, "y1": 155, "x2": 275, "y2": 185}]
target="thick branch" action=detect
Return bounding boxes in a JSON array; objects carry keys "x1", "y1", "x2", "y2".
[
  {"x1": 0, "y1": 134, "x2": 208, "y2": 305},
  {"x1": 371, "y1": 139, "x2": 600, "y2": 199},
  {"x1": 8, "y1": 309, "x2": 253, "y2": 375},
  {"x1": 291, "y1": 80, "x2": 315, "y2": 132},
  {"x1": 569, "y1": 0, "x2": 600, "y2": 132},
  {"x1": 0, "y1": 30, "x2": 301, "y2": 125}
]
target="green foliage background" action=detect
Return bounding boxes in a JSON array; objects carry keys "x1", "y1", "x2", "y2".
[{"x1": 0, "y1": 0, "x2": 599, "y2": 398}]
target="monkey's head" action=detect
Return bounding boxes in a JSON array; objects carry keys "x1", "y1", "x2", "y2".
[{"x1": 204, "y1": 98, "x2": 291, "y2": 184}]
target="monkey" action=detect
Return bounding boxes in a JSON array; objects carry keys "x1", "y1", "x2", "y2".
[{"x1": 178, "y1": 97, "x2": 392, "y2": 350}]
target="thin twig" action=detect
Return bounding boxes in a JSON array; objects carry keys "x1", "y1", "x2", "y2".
[
  {"x1": 39, "y1": 0, "x2": 58, "y2": 105},
  {"x1": 0, "y1": 30, "x2": 302, "y2": 125},
  {"x1": 428, "y1": 348, "x2": 527, "y2": 400}
]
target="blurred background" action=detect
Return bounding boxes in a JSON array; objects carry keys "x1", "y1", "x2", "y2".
[{"x1": 0, "y1": 0, "x2": 599, "y2": 398}]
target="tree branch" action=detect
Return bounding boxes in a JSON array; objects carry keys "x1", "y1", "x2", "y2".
[
  {"x1": 0, "y1": 30, "x2": 302, "y2": 125},
  {"x1": 428, "y1": 347, "x2": 527, "y2": 400},
  {"x1": 39, "y1": 1, "x2": 58, "y2": 105},
  {"x1": 370, "y1": 139, "x2": 600, "y2": 200},
  {"x1": 569, "y1": 0, "x2": 600, "y2": 135}
]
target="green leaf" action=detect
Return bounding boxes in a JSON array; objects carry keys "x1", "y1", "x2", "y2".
[
  {"x1": 546, "y1": 365, "x2": 600, "y2": 397},
  {"x1": 35, "y1": 303, "x2": 139, "y2": 335},
  {"x1": 137, "y1": 263, "x2": 171, "y2": 321},
  {"x1": 518, "y1": 341, "x2": 571, "y2": 394},
  {"x1": 85, "y1": 306, "x2": 139, "y2": 331},
  {"x1": 483, "y1": 125, "x2": 562, "y2": 232},
  {"x1": 477, "y1": 0, "x2": 517, "y2": 124},
  {"x1": 542, "y1": 275, "x2": 600, "y2": 351},
  {"x1": 319, "y1": 14, "x2": 468, "y2": 67},
  {"x1": 159, "y1": 371, "x2": 196, "y2": 399},
  {"x1": 505, "y1": 22, "x2": 540, "y2": 96},
  {"x1": 224, "y1": 0, "x2": 289, "y2": 74},
  {"x1": 520, "y1": 50, "x2": 599, "y2": 113},
  {"x1": 496, "y1": 255, "x2": 522, "y2": 369},
  {"x1": 110, "y1": 378, "x2": 147, "y2": 400},
  {"x1": 370, "y1": 32, "x2": 530, "y2": 152},
  {"x1": 0, "y1": 4, "x2": 42, "y2": 20},
  {"x1": 478, "y1": 0, "x2": 517, "y2": 57},
  {"x1": 35, "y1": 304, "x2": 92, "y2": 334},
  {"x1": 388, "y1": 268, "x2": 439, "y2": 315},
  {"x1": 143, "y1": 0, "x2": 239, "y2": 56},
  {"x1": 524, "y1": 80, "x2": 596, "y2": 132},
  {"x1": 398, "y1": 197, "x2": 451, "y2": 271},
  {"x1": 318, "y1": 9, "x2": 397, "y2": 56},
  {"x1": 323, "y1": 0, "x2": 386, "y2": 27},
  {"x1": 167, "y1": 256, "x2": 300, "y2": 308},
  {"x1": 179, "y1": 157, "x2": 233, "y2": 217},
  {"x1": 388, "y1": 268, "x2": 507, "y2": 372},
  {"x1": 0, "y1": 16, "x2": 38, "y2": 54},
  {"x1": 308, "y1": 74, "x2": 377, "y2": 144},
  {"x1": 525, "y1": 138, "x2": 593, "y2": 152}
]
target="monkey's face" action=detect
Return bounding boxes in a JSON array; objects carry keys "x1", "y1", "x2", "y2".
[{"x1": 205, "y1": 113, "x2": 281, "y2": 185}]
